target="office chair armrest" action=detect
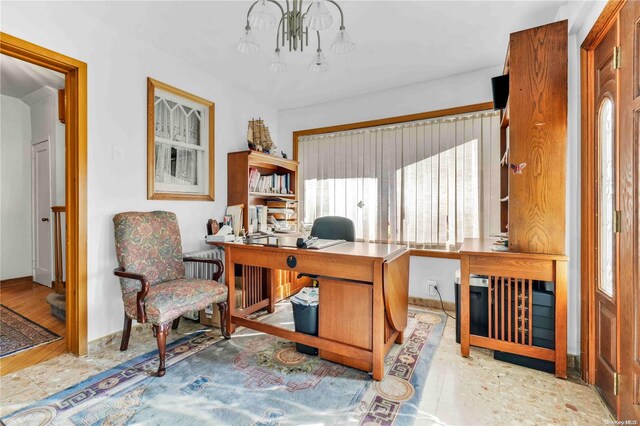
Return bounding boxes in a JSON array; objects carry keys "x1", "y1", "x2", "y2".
[
  {"x1": 114, "y1": 267, "x2": 150, "y2": 323},
  {"x1": 183, "y1": 257, "x2": 224, "y2": 282}
]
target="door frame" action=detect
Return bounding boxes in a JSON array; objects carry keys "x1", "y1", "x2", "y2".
[
  {"x1": 31, "y1": 137, "x2": 54, "y2": 287},
  {"x1": 580, "y1": 0, "x2": 626, "y2": 384},
  {"x1": 0, "y1": 32, "x2": 88, "y2": 356}
]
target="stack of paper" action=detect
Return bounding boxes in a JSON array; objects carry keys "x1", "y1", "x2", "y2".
[
  {"x1": 490, "y1": 234, "x2": 509, "y2": 252},
  {"x1": 290, "y1": 287, "x2": 319, "y2": 306}
]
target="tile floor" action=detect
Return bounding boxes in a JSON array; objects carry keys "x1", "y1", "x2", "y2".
[{"x1": 0, "y1": 308, "x2": 612, "y2": 425}]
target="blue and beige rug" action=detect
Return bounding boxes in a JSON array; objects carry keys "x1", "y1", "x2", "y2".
[
  {"x1": 2, "y1": 306, "x2": 445, "y2": 425},
  {"x1": 0, "y1": 304, "x2": 62, "y2": 358}
]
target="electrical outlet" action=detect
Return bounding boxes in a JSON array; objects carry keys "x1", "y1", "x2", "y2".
[{"x1": 426, "y1": 280, "x2": 437, "y2": 295}]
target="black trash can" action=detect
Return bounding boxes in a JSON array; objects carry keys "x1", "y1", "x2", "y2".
[{"x1": 290, "y1": 287, "x2": 319, "y2": 355}]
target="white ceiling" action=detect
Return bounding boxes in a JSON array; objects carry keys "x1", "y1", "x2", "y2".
[
  {"x1": 76, "y1": 1, "x2": 565, "y2": 110},
  {"x1": 0, "y1": 54, "x2": 65, "y2": 99}
]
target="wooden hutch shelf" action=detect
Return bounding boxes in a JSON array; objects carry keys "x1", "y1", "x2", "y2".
[
  {"x1": 459, "y1": 20, "x2": 569, "y2": 378},
  {"x1": 225, "y1": 150, "x2": 308, "y2": 314},
  {"x1": 227, "y1": 150, "x2": 298, "y2": 231}
]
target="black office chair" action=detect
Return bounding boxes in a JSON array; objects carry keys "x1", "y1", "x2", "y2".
[
  {"x1": 310, "y1": 216, "x2": 355, "y2": 242},
  {"x1": 297, "y1": 216, "x2": 355, "y2": 281}
]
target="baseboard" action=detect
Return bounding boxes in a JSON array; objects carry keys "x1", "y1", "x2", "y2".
[
  {"x1": 88, "y1": 321, "x2": 150, "y2": 353},
  {"x1": 0, "y1": 275, "x2": 33, "y2": 287},
  {"x1": 409, "y1": 296, "x2": 455, "y2": 312},
  {"x1": 567, "y1": 354, "x2": 580, "y2": 371}
]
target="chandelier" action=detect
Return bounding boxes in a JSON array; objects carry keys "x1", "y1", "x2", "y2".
[{"x1": 236, "y1": 0, "x2": 355, "y2": 73}]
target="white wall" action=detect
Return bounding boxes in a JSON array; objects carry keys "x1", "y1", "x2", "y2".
[
  {"x1": 1, "y1": 2, "x2": 279, "y2": 342},
  {"x1": 22, "y1": 86, "x2": 67, "y2": 282},
  {"x1": 560, "y1": 0, "x2": 607, "y2": 357},
  {"x1": 409, "y1": 257, "x2": 460, "y2": 303},
  {"x1": 1, "y1": 95, "x2": 32, "y2": 280},
  {"x1": 22, "y1": 86, "x2": 65, "y2": 205},
  {"x1": 278, "y1": 66, "x2": 502, "y2": 156},
  {"x1": 22, "y1": 87, "x2": 66, "y2": 206}
]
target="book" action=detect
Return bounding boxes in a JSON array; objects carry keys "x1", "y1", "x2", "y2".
[{"x1": 206, "y1": 234, "x2": 235, "y2": 243}]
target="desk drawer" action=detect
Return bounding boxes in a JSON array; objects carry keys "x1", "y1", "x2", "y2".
[
  {"x1": 229, "y1": 246, "x2": 375, "y2": 282},
  {"x1": 470, "y1": 257, "x2": 554, "y2": 281}
]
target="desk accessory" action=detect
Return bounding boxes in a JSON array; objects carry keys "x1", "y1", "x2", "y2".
[{"x1": 205, "y1": 225, "x2": 235, "y2": 243}]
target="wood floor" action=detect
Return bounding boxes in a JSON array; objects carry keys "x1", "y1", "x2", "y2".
[{"x1": 0, "y1": 277, "x2": 66, "y2": 376}]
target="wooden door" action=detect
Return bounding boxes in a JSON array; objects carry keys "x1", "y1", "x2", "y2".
[
  {"x1": 619, "y1": 0, "x2": 640, "y2": 420},
  {"x1": 31, "y1": 138, "x2": 53, "y2": 287},
  {"x1": 593, "y1": 21, "x2": 620, "y2": 413}
]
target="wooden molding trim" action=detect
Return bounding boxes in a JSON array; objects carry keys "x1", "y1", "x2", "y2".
[
  {"x1": 580, "y1": 47, "x2": 595, "y2": 384},
  {"x1": 408, "y1": 296, "x2": 455, "y2": 312},
  {"x1": 0, "y1": 276, "x2": 33, "y2": 287},
  {"x1": 409, "y1": 249, "x2": 461, "y2": 260},
  {"x1": 580, "y1": 0, "x2": 626, "y2": 50},
  {"x1": 579, "y1": 0, "x2": 627, "y2": 384},
  {"x1": 1, "y1": 32, "x2": 88, "y2": 356},
  {"x1": 147, "y1": 77, "x2": 215, "y2": 201},
  {"x1": 292, "y1": 101, "x2": 494, "y2": 161},
  {"x1": 58, "y1": 89, "x2": 65, "y2": 123}
]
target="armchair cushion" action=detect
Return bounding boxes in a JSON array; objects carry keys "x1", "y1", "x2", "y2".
[
  {"x1": 114, "y1": 211, "x2": 186, "y2": 294},
  {"x1": 123, "y1": 278, "x2": 227, "y2": 324}
]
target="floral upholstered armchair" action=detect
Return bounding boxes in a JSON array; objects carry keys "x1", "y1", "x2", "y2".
[{"x1": 113, "y1": 211, "x2": 229, "y2": 376}]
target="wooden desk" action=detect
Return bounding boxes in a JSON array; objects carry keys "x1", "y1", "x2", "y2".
[
  {"x1": 459, "y1": 238, "x2": 568, "y2": 378},
  {"x1": 213, "y1": 240, "x2": 410, "y2": 380}
]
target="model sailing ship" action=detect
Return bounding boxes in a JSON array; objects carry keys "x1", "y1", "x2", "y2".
[{"x1": 247, "y1": 118, "x2": 277, "y2": 154}]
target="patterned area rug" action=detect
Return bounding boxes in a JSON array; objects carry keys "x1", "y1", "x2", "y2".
[
  {"x1": 2, "y1": 306, "x2": 445, "y2": 425},
  {"x1": 0, "y1": 304, "x2": 62, "y2": 358}
]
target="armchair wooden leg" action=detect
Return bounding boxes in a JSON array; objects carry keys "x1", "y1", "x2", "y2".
[
  {"x1": 120, "y1": 314, "x2": 132, "y2": 351},
  {"x1": 171, "y1": 317, "x2": 181, "y2": 330},
  {"x1": 154, "y1": 322, "x2": 171, "y2": 377},
  {"x1": 217, "y1": 302, "x2": 230, "y2": 340}
]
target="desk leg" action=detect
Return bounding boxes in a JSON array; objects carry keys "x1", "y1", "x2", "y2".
[
  {"x1": 225, "y1": 248, "x2": 236, "y2": 335},
  {"x1": 555, "y1": 260, "x2": 568, "y2": 379},
  {"x1": 372, "y1": 262, "x2": 385, "y2": 380},
  {"x1": 460, "y1": 255, "x2": 470, "y2": 357},
  {"x1": 267, "y1": 269, "x2": 276, "y2": 313}
]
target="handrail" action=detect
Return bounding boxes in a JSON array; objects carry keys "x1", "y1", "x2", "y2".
[{"x1": 51, "y1": 206, "x2": 65, "y2": 293}]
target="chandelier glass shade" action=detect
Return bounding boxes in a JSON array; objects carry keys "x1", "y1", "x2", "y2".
[
  {"x1": 308, "y1": 49, "x2": 330, "y2": 73},
  {"x1": 331, "y1": 28, "x2": 355, "y2": 55},
  {"x1": 268, "y1": 49, "x2": 288, "y2": 72},
  {"x1": 248, "y1": 0, "x2": 277, "y2": 31},
  {"x1": 305, "y1": 0, "x2": 334, "y2": 31},
  {"x1": 236, "y1": 28, "x2": 260, "y2": 55},
  {"x1": 237, "y1": 0, "x2": 354, "y2": 72}
]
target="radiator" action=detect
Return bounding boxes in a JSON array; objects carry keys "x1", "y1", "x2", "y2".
[
  {"x1": 184, "y1": 247, "x2": 226, "y2": 283},
  {"x1": 182, "y1": 247, "x2": 226, "y2": 321}
]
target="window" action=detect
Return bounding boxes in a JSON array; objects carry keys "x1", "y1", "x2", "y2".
[
  {"x1": 298, "y1": 110, "x2": 501, "y2": 249},
  {"x1": 147, "y1": 78, "x2": 214, "y2": 201},
  {"x1": 598, "y1": 98, "x2": 615, "y2": 297}
]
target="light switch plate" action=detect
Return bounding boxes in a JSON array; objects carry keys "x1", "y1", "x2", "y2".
[{"x1": 111, "y1": 145, "x2": 123, "y2": 162}]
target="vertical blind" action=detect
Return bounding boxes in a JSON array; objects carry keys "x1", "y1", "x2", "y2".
[{"x1": 298, "y1": 110, "x2": 501, "y2": 248}]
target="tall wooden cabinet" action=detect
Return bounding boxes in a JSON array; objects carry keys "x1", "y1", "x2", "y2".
[
  {"x1": 461, "y1": 21, "x2": 569, "y2": 378},
  {"x1": 502, "y1": 20, "x2": 568, "y2": 255}
]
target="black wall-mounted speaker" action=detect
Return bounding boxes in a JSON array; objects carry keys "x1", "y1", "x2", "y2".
[{"x1": 491, "y1": 74, "x2": 509, "y2": 110}]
